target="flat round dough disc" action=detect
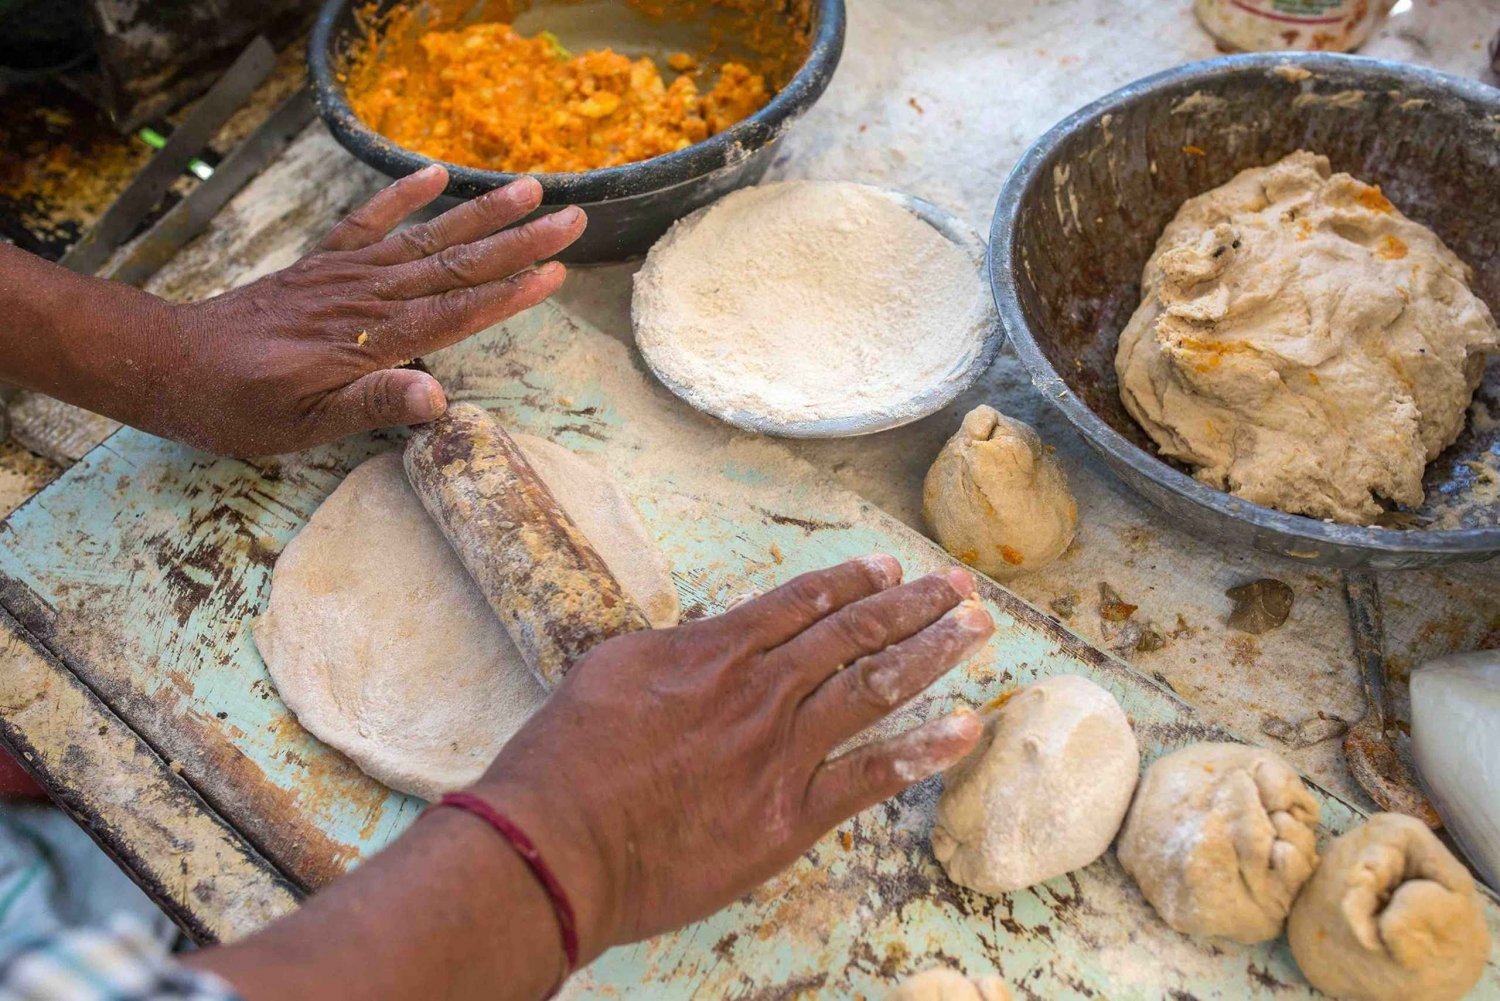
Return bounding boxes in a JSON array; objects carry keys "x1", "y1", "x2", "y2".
[{"x1": 253, "y1": 436, "x2": 679, "y2": 801}]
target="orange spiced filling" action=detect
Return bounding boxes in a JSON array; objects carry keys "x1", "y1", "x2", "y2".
[{"x1": 345, "y1": 8, "x2": 772, "y2": 173}]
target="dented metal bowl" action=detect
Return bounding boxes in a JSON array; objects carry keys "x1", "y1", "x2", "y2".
[{"x1": 991, "y1": 53, "x2": 1500, "y2": 569}]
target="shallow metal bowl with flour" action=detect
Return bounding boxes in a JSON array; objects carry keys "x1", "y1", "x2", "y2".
[
  {"x1": 991, "y1": 53, "x2": 1500, "y2": 570},
  {"x1": 638, "y1": 185, "x2": 1003, "y2": 439}
]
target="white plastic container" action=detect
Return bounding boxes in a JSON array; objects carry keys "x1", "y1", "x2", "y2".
[{"x1": 1194, "y1": 0, "x2": 1383, "y2": 53}]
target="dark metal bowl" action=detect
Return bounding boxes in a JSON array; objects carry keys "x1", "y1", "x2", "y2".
[
  {"x1": 309, "y1": 0, "x2": 844, "y2": 264},
  {"x1": 991, "y1": 53, "x2": 1500, "y2": 570}
]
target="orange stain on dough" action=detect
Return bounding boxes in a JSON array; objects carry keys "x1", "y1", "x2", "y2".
[
  {"x1": 1355, "y1": 184, "x2": 1395, "y2": 213},
  {"x1": 1376, "y1": 234, "x2": 1408, "y2": 260}
]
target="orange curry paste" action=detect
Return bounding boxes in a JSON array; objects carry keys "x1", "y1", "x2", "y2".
[{"x1": 345, "y1": 8, "x2": 772, "y2": 173}]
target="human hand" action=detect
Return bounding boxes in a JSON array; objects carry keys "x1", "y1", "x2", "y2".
[
  {"x1": 475, "y1": 555, "x2": 994, "y2": 960},
  {"x1": 155, "y1": 166, "x2": 584, "y2": 455}
]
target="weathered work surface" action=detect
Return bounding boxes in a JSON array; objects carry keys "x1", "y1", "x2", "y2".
[
  {"x1": 11, "y1": 0, "x2": 1497, "y2": 809},
  {"x1": 3, "y1": 296, "x2": 1499, "y2": 996},
  {"x1": 0, "y1": 0, "x2": 1496, "y2": 993},
  {"x1": 0, "y1": 606, "x2": 301, "y2": 942}
]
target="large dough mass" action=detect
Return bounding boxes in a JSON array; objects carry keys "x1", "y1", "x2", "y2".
[
  {"x1": 253, "y1": 439, "x2": 679, "y2": 801},
  {"x1": 1116, "y1": 151, "x2": 1499, "y2": 525}
]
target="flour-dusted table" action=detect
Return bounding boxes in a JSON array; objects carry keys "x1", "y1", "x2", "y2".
[{"x1": 1, "y1": 0, "x2": 1497, "y2": 996}]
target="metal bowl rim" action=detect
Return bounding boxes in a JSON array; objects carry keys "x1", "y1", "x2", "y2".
[
  {"x1": 989, "y1": 51, "x2": 1500, "y2": 558},
  {"x1": 308, "y1": 0, "x2": 846, "y2": 202}
]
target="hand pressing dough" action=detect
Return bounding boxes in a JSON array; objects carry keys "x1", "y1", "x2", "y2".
[
  {"x1": 932, "y1": 675, "x2": 1139, "y2": 895},
  {"x1": 1116, "y1": 150, "x2": 1499, "y2": 525},
  {"x1": 1117, "y1": 742, "x2": 1319, "y2": 944},
  {"x1": 922, "y1": 405, "x2": 1078, "y2": 580},
  {"x1": 889, "y1": 968, "x2": 1011, "y2": 1001},
  {"x1": 1288, "y1": 812, "x2": 1490, "y2": 1001},
  {"x1": 253, "y1": 439, "x2": 679, "y2": 801}
]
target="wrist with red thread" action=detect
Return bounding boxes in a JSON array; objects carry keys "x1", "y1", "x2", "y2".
[{"x1": 431, "y1": 791, "x2": 580, "y2": 990}]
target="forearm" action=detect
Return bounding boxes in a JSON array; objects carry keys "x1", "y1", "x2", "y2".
[
  {"x1": 0, "y1": 243, "x2": 187, "y2": 426},
  {"x1": 188, "y1": 807, "x2": 570, "y2": 1001}
]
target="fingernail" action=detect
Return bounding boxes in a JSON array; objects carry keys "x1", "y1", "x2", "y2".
[
  {"x1": 415, "y1": 163, "x2": 444, "y2": 179},
  {"x1": 856, "y1": 554, "x2": 901, "y2": 587},
  {"x1": 943, "y1": 567, "x2": 975, "y2": 595},
  {"x1": 549, "y1": 205, "x2": 583, "y2": 227},
  {"x1": 537, "y1": 260, "x2": 566, "y2": 278},
  {"x1": 955, "y1": 604, "x2": 993, "y2": 633},
  {"x1": 406, "y1": 379, "x2": 444, "y2": 422},
  {"x1": 508, "y1": 176, "x2": 543, "y2": 198}
]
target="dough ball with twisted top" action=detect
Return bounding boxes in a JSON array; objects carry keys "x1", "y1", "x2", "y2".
[
  {"x1": 922, "y1": 405, "x2": 1077, "y2": 580},
  {"x1": 1288, "y1": 812, "x2": 1490, "y2": 1001},
  {"x1": 1117, "y1": 742, "x2": 1319, "y2": 944},
  {"x1": 889, "y1": 968, "x2": 1011, "y2": 1001}
]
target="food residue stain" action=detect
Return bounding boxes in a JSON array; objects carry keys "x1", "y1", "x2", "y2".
[
  {"x1": 1355, "y1": 184, "x2": 1394, "y2": 213},
  {"x1": 1376, "y1": 234, "x2": 1408, "y2": 260}
]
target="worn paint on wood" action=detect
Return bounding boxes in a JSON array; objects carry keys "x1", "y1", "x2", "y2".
[
  {"x1": 1, "y1": 299, "x2": 1497, "y2": 996},
  {"x1": 0, "y1": 606, "x2": 300, "y2": 942}
]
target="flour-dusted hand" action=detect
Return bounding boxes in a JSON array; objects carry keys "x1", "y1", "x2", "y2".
[{"x1": 473, "y1": 555, "x2": 995, "y2": 958}]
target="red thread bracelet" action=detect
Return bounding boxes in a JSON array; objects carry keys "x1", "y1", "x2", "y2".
[{"x1": 434, "y1": 792, "x2": 580, "y2": 982}]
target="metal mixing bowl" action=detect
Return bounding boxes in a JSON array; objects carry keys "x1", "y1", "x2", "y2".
[
  {"x1": 309, "y1": 0, "x2": 844, "y2": 264},
  {"x1": 990, "y1": 53, "x2": 1500, "y2": 570}
]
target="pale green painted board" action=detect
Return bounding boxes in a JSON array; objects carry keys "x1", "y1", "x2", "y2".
[{"x1": 0, "y1": 302, "x2": 1495, "y2": 998}]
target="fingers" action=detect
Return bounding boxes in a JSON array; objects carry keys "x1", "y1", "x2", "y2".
[
  {"x1": 320, "y1": 164, "x2": 450, "y2": 252},
  {"x1": 358, "y1": 176, "x2": 546, "y2": 266},
  {"x1": 710, "y1": 556, "x2": 903, "y2": 653},
  {"x1": 770, "y1": 567, "x2": 974, "y2": 694},
  {"x1": 389, "y1": 261, "x2": 569, "y2": 359},
  {"x1": 314, "y1": 368, "x2": 447, "y2": 440},
  {"x1": 797, "y1": 601, "x2": 994, "y2": 746},
  {"x1": 802, "y1": 709, "x2": 983, "y2": 831},
  {"x1": 376, "y1": 205, "x2": 587, "y2": 299}
]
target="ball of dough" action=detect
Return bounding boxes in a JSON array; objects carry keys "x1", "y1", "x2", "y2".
[
  {"x1": 1115, "y1": 150, "x2": 1499, "y2": 525},
  {"x1": 1116, "y1": 742, "x2": 1319, "y2": 944},
  {"x1": 932, "y1": 675, "x2": 1139, "y2": 895},
  {"x1": 1288, "y1": 812, "x2": 1491, "y2": 1001},
  {"x1": 889, "y1": 968, "x2": 1011, "y2": 1001},
  {"x1": 922, "y1": 405, "x2": 1078, "y2": 580}
]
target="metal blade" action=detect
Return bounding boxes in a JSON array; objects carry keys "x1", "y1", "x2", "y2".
[
  {"x1": 102, "y1": 88, "x2": 315, "y2": 288},
  {"x1": 59, "y1": 36, "x2": 276, "y2": 276}
]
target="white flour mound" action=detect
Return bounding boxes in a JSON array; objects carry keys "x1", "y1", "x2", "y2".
[{"x1": 632, "y1": 181, "x2": 990, "y2": 426}]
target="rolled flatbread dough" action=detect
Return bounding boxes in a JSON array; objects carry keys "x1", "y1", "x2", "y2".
[{"x1": 253, "y1": 437, "x2": 679, "y2": 801}]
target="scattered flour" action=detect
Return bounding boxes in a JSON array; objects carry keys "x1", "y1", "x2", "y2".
[{"x1": 631, "y1": 180, "x2": 989, "y2": 427}]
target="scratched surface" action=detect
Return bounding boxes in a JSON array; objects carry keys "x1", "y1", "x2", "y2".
[
  {"x1": 1, "y1": 298, "x2": 1498, "y2": 996},
  {"x1": 0, "y1": 0, "x2": 1497, "y2": 993}
]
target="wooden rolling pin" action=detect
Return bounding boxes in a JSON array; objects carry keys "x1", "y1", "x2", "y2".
[{"x1": 404, "y1": 403, "x2": 651, "y2": 689}]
